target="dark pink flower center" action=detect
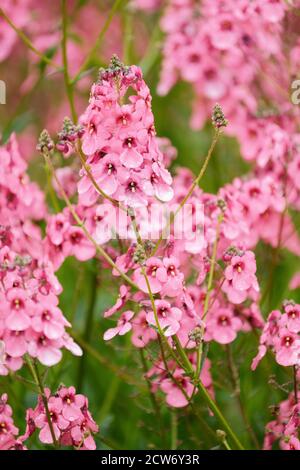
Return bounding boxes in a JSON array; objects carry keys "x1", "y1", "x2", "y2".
[
  {"x1": 70, "y1": 232, "x2": 82, "y2": 245},
  {"x1": 282, "y1": 336, "x2": 294, "y2": 348},
  {"x1": 288, "y1": 310, "x2": 298, "y2": 320},
  {"x1": 123, "y1": 137, "x2": 136, "y2": 148},
  {"x1": 218, "y1": 315, "x2": 229, "y2": 327},
  {"x1": 42, "y1": 310, "x2": 51, "y2": 321},
  {"x1": 220, "y1": 20, "x2": 233, "y2": 31},
  {"x1": 56, "y1": 221, "x2": 64, "y2": 231},
  {"x1": 127, "y1": 181, "x2": 138, "y2": 193},
  {"x1": 234, "y1": 262, "x2": 244, "y2": 273},
  {"x1": 38, "y1": 335, "x2": 47, "y2": 346},
  {"x1": 158, "y1": 307, "x2": 169, "y2": 317},
  {"x1": 148, "y1": 265, "x2": 158, "y2": 277},
  {"x1": 167, "y1": 265, "x2": 176, "y2": 276},
  {"x1": 11, "y1": 298, "x2": 24, "y2": 310},
  {"x1": 88, "y1": 122, "x2": 96, "y2": 135},
  {"x1": 117, "y1": 113, "x2": 130, "y2": 126},
  {"x1": 151, "y1": 173, "x2": 158, "y2": 184},
  {"x1": 0, "y1": 422, "x2": 8, "y2": 434}
]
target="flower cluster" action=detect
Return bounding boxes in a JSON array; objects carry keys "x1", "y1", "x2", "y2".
[
  {"x1": 252, "y1": 301, "x2": 300, "y2": 369},
  {"x1": 0, "y1": 393, "x2": 26, "y2": 450},
  {"x1": 264, "y1": 392, "x2": 300, "y2": 450},
  {"x1": 27, "y1": 386, "x2": 99, "y2": 449},
  {"x1": 147, "y1": 356, "x2": 214, "y2": 408},
  {"x1": 78, "y1": 56, "x2": 173, "y2": 207},
  {"x1": 158, "y1": 0, "x2": 287, "y2": 131},
  {"x1": 0, "y1": 136, "x2": 81, "y2": 374},
  {"x1": 223, "y1": 248, "x2": 259, "y2": 304},
  {"x1": 0, "y1": 388, "x2": 99, "y2": 450}
]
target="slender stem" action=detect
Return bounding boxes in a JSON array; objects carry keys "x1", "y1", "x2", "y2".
[
  {"x1": 139, "y1": 23, "x2": 163, "y2": 77},
  {"x1": 139, "y1": 349, "x2": 165, "y2": 445},
  {"x1": 260, "y1": 168, "x2": 288, "y2": 308},
  {"x1": 45, "y1": 161, "x2": 61, "y2": 213},
  {"x1": 195, "y1": 213, "x2": 223, "y2": 378},
  {"x1": 26, "y1": 358, "x2": 59, "y2": 448},
  {"x1": 151, "y1": 128, "x2": 220, "y2": 256},
  {"x1": 226, "y1": 344, "x2": 259, "y2": 449},
  {"x1": 171, "y1": 411, "x2": 178, "y2": 450},
  {"x1": 76, "y1": 263, "x2": 98, "y2": 391},
  {"x1": 76, "y1": 144, "x2": 124, "y2": 207},
  {"x1": 43, "y1": 149, "x2": 138, "y2": 290},
  {"x1": 293, "y1": 365, "x2": 298, "y2": 404},
  {"x1": 202, "y1": 213, "x2": 223, "y2": 321},
  {"x1": 72, "y1": 0, "x2": 127, "y2": 83},
  {"x1": 196, "y1": 379, "x2": 244, "y2": 450},
  {"x1": 61, "y1": 0, "x2": 77, "y2": 122},
  {"x1": 222, "y1": 437, "x2": 232, "y2": 451},
  {"x1": 0, "y1": 8, "x2": 61, "y2": 70},
  {"x1": 172, "y1": 335, "x2": 194, "y2": 375},
  {"x1": 122, "y1": 5, "x2": 133, "y2": 64},
  {"x1": 140, "y1": 265, "x2": 180, "y2": 365}
]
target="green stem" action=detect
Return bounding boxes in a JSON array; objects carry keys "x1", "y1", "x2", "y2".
[
  {"x1": 140, "y1": 265, "x2": 180, "y2": 365},
  {"x1": 171, "y1": 411, "x2": 178, "y2": 450},
  {"x1": 76, "y1": 144, "x2": 126, "y2": 207},
  {"x1": 76, "y1": 263, "x2": 98, "y2": 391},
  {"x1": 196, "y1": 379, "x2": 244, "y2": 450},
  {"x1": 139, "y1": 23, "x2": 163, "y2": 77},
  {"x1": 0, "y1": 8, "x2": 61, "y2": 70},
  {"x1": 72, "y1": 0, "x2": 127, "y2": 83},
  {"x1": 152, "y1": 128, "x2": 220, "y2": 256},
  {"x1": 293, "y1": 365, "x2": 298, "y2": 404},
  {"x1": 61, "y1": 0, "x2": 77, "y2": 122},
  {"x1": 122, "y1": 5, "x2": 133, "y2": 64},
  {"x1": 45, "y1": 162, "x2": 61, "y2": 213},
  {"x1": 139, "y1": 349, "x2": 163, "y2": 431},
  {"x1": 26, "y1": 358, "x2": 59, "y2": 448},
  {"x1": 226, "y1": 344, "x2": 259, "y2": 449},
  {"x1": 195, "y1": 213, "x2": 223, "y2": 378}
]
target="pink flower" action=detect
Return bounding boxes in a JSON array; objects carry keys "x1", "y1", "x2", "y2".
[
  {"x1": 103, "y1": 285, "x2": 130, "y2": 318},
  {"x1": 274, "y1": 329, "x2": 300, "y2": 367},
  {"x1": 5, "y1": 288, "x2": 32, "y2": 331},
  {"x1": 205, "y1": 308, "x2": 242, "y2": 344},
  {"x1": 224, "y1": 250, "x2": 258, "y2": 291},
  {"x1": 29, "y1": 386, "x2": 99, "y2": 449},
  {"x1": 160, "y1": 368, "x2": 194, "y2": 408},
  {"x1": 131, "y1": 310, "x2": 157, "y2": 347},
  {"x1": 64, "y1": 226, "x2": 96, "y2": 261},
  {"x1": 161, "y1": 257, "x2": 184, "y2": 297},
  {"x1": 133, "y1": 257, "x2": 167, "y2": 294},
  {"x1": 31, "y1": 302, "x2": 70, "y2": 340},
  {"x1": 146, "y1": 300, "x2": 182, "y2": 337},
  {"x1": 47, "y1": 214, "x2": 70, "y2": 246},
  {"x1": 27, "y1": 332, "x2": 63, "y2": 366},
  {"x1": 103, "y1": 310, "x2": 134, "y2": 340},
  {"x1": 290, "y1": 272, "x2": 300, "y2": 291},
  {"x1": 283, "y1": 303, "x2": 300, "y2": 333},
  {"x1": 58, "y1": 386, "x2": 85, "y2": 422},
  {"x1": 35, "y1": 394, "x2": 69, "y2": 444}
]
